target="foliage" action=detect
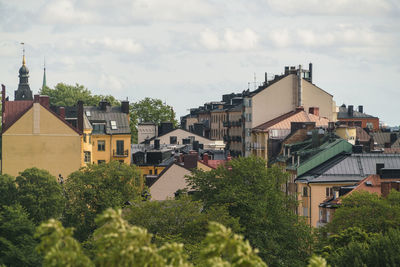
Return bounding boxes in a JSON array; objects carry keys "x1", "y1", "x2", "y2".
[
  {"x1": 93, "y1": 208, "x2": 192, "y2": 267},
  {"x1": 40, "y1": 83, "x2": 119, "y2": 107},
  {"x1": 36, "y1": 219, "x2": 93, "y2": 267},
  {"x1": 200, "y1": 222, "x2": 267, "y2": 267},
  {"x1": 16, "y1": 168, "x2": 65, "y2": 225},
  {"x1": 327, "y1": 191, "x2": 400, "y2": 234},
  {"x1": 37, "y1": 208, "x2": 267, "y2": 267},
  {"x1": 0, "y1": 174, "x2": 18, "y2": 209},
  {"x1": 0, "y1": 204, "x2": 41, "y2": 267},
  {"x1": 307, "y1": 255, "x2": 329, "y2": 267},
  {"x1": 186, "y1": 156, "x2": 313, "y2": 267},
  {"x1": 130, "y1": 97, "x2": 178, "y2": 143},
  {"x1": 323, "y1": 228, "x2": 400, "y2": 267},
  {"x1": 124, "y1": 197, "x2": 241, "y2": 262},
  {"x1": 63, "y1": 161, "x2": 143, "y2": 241}
]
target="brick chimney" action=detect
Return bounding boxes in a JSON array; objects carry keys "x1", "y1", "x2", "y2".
[
  {"x1": 348, "y1": 105, "x2": 354, "y2": 117},
  {"x1": 34, "y1": 94, "x2": 40, "y2": 103},
  {"x1": 183, "y1": 153, "x2": 198, "y2": 169},
  {"x1": 121, "y1": 100, "x2": 129, "y2": 114},
  {"x1": 203, "y1": 153, "x2": 209, "y2": 165},
  {"x1": 59, "y1": 107, "x2": 65, "y2": 119}
]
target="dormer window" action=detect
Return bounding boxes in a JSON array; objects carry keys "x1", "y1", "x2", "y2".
[{"x1": 111, "y1": 120, "x2": 117, "y2": 130}]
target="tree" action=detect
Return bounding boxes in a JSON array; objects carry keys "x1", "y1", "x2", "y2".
[
  {"x1": 130, "y1": 97, "x2": 178, "y2": 143},
  {"x1": 0, "y1": 174, "x2": 18, "y2": 209},
  {"x1": 124, "y1": 197, "x2": 241, "y2": 262},
  {"x1": 16, "y1": 168, "x2": 65, "y2": 225},
  {"x1": 37, "y1": 208, "x2": 267, "y2": 266},
  {"x1": 63, "y1": 161, "x2": 143, "y2": 241},
  {"x1": 39, "y1": 83, "x2": 119, "y2": 107},
  {"x1": 0, "y1": 204, "x2": 41, "y2": 267},
  {"x1": 326, "y1": 191, "x2": 400, "y2": 234},
  {"x1": 36, "y1": 219, "x2": 93, "y2": 267},
  {"x1": 186, "y1": 156, "x2": 313, "y2": 267}
]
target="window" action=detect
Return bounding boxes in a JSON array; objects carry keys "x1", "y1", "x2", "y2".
[
  {"x1": 155, "y1": 169, "x2": 158, "y2": 175},
  {"x1": 85, "y1": 110, "x2": 91, "y2": 117},
  {"x1": 366, "y1": 122, "x2": 373, "y2": 129},
  {"x1": 326, "y1": 187, "x2": 333, "y2": 197},
  {"x1": 149, "y1": 169, "x2": 153, "y2": 175},
  {"x1": 170, "y1": 136, "x2": 177, "y2": 144},
  {"x1": 116, "y1": 140, "x2": 124, "y2": 155},
  {"x1": 111, "y1": 120, "x2": 117, "y2": 130},
  {"x1": 89, "y1": 134, "x2": 91, "y2": 143},
  {"x1": 98, "y1": 140, "x2": 105, "y2": 151},
  {"x1": 303, "y1": 187, "x2": 308, "y2": 197},
  {"x1": 93, "y1": 123, "x2": 105, "y2": 134},
  {"x1": 84, "y1": 151, "x2": 91, "y2": 163},
  {"x1": 83, "y1": 134, "x2": 87, "y2": 143},
  {"x1": 98, "y1": 160, "x2": 105, "y2": 164}
]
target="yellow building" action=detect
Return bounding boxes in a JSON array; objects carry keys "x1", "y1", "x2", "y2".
[
  {"x1": 1, "y1": 94, "x2": 81, "y2": 178},
  {"x1": 79, "y1": 101, "x2": 131, "y2": 165}
]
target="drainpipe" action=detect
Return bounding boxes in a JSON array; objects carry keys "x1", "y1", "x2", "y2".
[
  {"x1": 298, "y1": 65, "x2": 302, "y2": 107},
  {"x1": 307, "y1": 182, "x2": 312, "y2": 227}
]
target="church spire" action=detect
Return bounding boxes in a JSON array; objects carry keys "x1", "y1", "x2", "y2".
[
  {"x1": 42, "y1": 57, "x2": 47, "y2": 90},
  {"x1": 15, "y1": 43, "x2": 33, "y2": 101}
]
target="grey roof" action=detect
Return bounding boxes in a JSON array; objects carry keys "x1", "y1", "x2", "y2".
[
  {"x1": 83, "y1": 114, "x2": 92, "y2": 129},
  {"x1": 297, "y1": 153, "x2": 400, "y2": 183},
  {"x1": 84, "y1": 106, "x2": 130, "y2": 135},
  {"x1": 371, "y1": 132, "x2": 400, "y2": 148},
  {"x1": 337, "y1": 106, "x2": 377, "y2": 119}
]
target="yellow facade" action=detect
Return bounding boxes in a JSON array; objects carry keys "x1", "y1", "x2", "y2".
[
  {"x1": 2, "y1": 103, "x2": 81, "y2": 178},
  {"x1": 89, "y1": 134, "x2": 131, "y2": 165},
  {"x1": 335, "y1": 127, "x2": 356, "y2": 145},
  {"x1": 138, "y1": 165, "x2": 166, "y2": 179}
]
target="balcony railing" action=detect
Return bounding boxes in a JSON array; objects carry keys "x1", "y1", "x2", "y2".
[{"x1": 113, "y1": 149, "x2": 129, "y2": 157}]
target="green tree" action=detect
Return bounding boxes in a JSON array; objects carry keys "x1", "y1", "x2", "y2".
[
  {"x1": 36, "y1": 219, "x2": 93, "y2": 267},
  {"x1": 327, "y1": 191, "x2": 400, "y2": 234},
  {"x1": 16, "y1": 168, "x2": 65, "y2": 225},
  {"x1": 0, "y1": 204, "x2": 41, "y2": 267},
  {"x1": 40, "y1": 83, "x2": 119, "y2": 107},
  {"x1": 130, "y1": 97, "x2": 178, "y2": 143},
  {"x1": 124, "y1": 197, "x2": 241, "y2": 262},
  {"x1": 37, "y1": 208, "x2": 267, "y2": 267},
  {"x1": 63, "y1": 161, "x2": 143, "y2": 241},
  {"x1": 0, "y1": 174, "x2": 18, "y2": 209},
  {"x1": 186, "y1": 156, "x2": 313, "y2": 267}
]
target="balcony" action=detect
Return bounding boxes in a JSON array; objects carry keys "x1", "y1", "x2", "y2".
[
  {"x1": 223, "y1": 121, "x2": 231, "y2": 127},
  {"x1": 113, "y1": 149, "x2": 129, "y2": 157}
]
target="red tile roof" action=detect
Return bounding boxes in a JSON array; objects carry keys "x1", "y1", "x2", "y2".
[{"x1": 2, "y1": 100, "x2": 33, "y2": 133}]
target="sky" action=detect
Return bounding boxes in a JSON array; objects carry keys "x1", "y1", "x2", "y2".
[{"x1": 1, "y1": 0, "x2": 399, "y2": 125}]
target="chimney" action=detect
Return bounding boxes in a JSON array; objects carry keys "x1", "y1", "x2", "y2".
[
  {"x1": 284, "y1": 66, "x2": 289, "y2": 75},
  {"x1": 59, "y1": 107, "x2": 65, "y2": 119},
  {"x1": 358, "y1": 105, "x2": 363, "y2": 114},
  {"x1": 34, "y1": 94, "x2": 40, "y2": 103},
  {"x1": 390, "y1": 133, "x2": 397, "y2": 144},
  {"x1": 348, "y1": 105, "x2": 354, "y2": 117},
  {"x1": 376, "y1": 163, "x2": 385, "y2": 175},
  {"x1": 203, "y1": 153, "x2": 209, "y2": 165},
  {"x1": 309, "y1": 107, "x2": 319, "y2": 116},
  {"x1": 183, "y1": 153, "x2": 198, "y2": 169},
  {"x1": 1, "y1": 84, "x2": 5, "y2": 119},
  {"x1": 264, "y1": 72, "x2": 268, "y2": 83},
  {"x1": 154, "y1": 139, "x2": 160, "y2": 150},
  {"x1": 39, "y1": 95, "x2": 50, "y2": 108},
  {"x1": 309, "y1": 62, "x2": 313, "y2": 83},
  {"x1": 99, "y1": 100, "x2": 108, "y2": 111},
  {"x1": 297, "y1": 65, "x2": 302, "y2": 107},
  {"x1": 121, "y1": 100, "x2": 130, "y2": 114},
  {"x1": 77, "y1": 100, "x2": 84, "y2": 133}
]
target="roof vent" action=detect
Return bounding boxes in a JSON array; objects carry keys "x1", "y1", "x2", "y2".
[{"x1": 365, "y1": 181, "x2": 373, "y2": 186}]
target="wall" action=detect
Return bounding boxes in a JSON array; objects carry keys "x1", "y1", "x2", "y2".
[
  {"x1": 210, "y1": 110, "x2": 226, "y2": 140},
  {"x1": 138, "y1": 123, "x2": 157, "y2": 144},
  {"x1": 302, "y1": 80, "x2": 334, "y2": 121},
  {"x1": 2, "y1": 104, "x2": 81, "y2": 178},
  {"x1": 151, "y1": 129, "x2": 224, "y2": 149},
  {"x1": 138, "y1": 165, "x2": 166, "y2": 179}
]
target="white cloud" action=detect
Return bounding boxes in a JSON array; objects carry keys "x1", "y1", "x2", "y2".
[
  {"x1": 84, "y1": 38, "x2": 143, "y2": 54},
  {"x1": 40, "y1": 0, "x2": 96, "y2": 24},
  {"x1": 99, "y1": 73, "x2": 124, "y2": 92},
  {"x1": 200, "y1": 28, "x2": 259, "y2": 51},
  {"x1": 265, "y1": 0, "x2": 398, "y2": 16}
]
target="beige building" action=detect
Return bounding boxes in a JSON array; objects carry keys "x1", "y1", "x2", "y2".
[
  {"x1": 137, "y1": 122, "x2": 158, "y2": 144},
  {"x1": 243, "y1": 64, "x2": 336, "y2": 156},
  {"x1": 149, "y1": 128, "x2": 225, "y2": 150}
]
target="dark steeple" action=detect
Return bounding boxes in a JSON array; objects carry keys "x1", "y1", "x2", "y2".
[{"x1": 14, "y1": 43, "x2": 33, "y2": 101}]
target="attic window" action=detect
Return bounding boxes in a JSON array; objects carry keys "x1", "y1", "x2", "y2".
[
  {"x1": 111, "y1": 120, "x2": 117, "y2": 130},
  {"x1": 85, "y1": 110, "x2": 91, "y2": 116}
]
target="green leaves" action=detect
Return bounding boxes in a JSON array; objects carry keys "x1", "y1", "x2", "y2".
[
  {"x1": 63, "y1": 161, "x2": 143, "y2": 241},
  {"x1": 40, "y1": 83, "x2": 119, "y2": 107}
]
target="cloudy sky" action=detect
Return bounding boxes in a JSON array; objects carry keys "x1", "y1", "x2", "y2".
[{"x1": 1, "y1": 0, "x2": 399, "y2": 125}]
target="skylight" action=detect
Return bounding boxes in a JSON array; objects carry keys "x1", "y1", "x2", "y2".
[
  {"x1": 85, "y1": 110, "x2": 91, "y2": 116},
  {"x1": 111, "y1": 120, "x2": 117, "y2": 130}
]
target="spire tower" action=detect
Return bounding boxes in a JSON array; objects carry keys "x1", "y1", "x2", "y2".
[
  {"x1": 42, "y1": 57, "x2": 47, "y2": 90},
  {"x1": 14, "y1": 42, "x2": 33, "y2": 101}
]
